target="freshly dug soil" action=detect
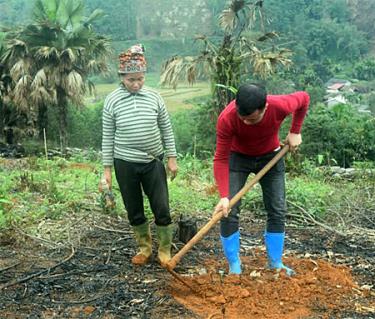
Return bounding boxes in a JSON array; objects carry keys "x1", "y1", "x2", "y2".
[
  {"x1": 0, "y1": 214, "x2": 374, "y2": 319},
  {"x1": 170, "y1": 255, "x2": 364, "y2": 319}
]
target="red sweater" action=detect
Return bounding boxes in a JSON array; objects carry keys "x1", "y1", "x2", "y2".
[{"x1": 214, "y1": 92, "x2": 310, "y2": 198}]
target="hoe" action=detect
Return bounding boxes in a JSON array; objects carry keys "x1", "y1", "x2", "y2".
[{"x1": 164, "y1": 145, "x2": 290, "y2": 292}]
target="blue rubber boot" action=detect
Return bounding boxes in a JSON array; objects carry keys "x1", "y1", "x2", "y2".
[
  {"x1": 220, "y1": 231, "x2": 241, "y2": 274},
  {"x1": 265, "y1": 232, "x2": 295, "y2": 276}
]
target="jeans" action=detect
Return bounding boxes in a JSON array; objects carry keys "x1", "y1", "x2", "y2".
[
  {"x1": 114, "y1": 157, "x2": 171, "y2": 227},
  {"x1": 220, "y1": 150, "x2": 286, "y2": 237}
]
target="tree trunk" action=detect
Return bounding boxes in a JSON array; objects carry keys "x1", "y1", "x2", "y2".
[
  {"x1": 213, "y1": 62, "x2": 239, "y2": 114},
  {"x1": 57, "y1": 87, "x2": 68, "y2": 154},
  {"x1": 37, "y1": 104, "x2": 48, "y2": 140},
  {"x1": 212, "y1": 35, "x2": 239, "y2": 114},
  {"x1": 0, "y1": 102, "x2": 4, "y2": 142},
  {"x1": 1, "y1": 103, "x2": 15, "y2": 144}
]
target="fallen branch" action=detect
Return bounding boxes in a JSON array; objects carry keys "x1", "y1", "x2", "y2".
[
  {"x1": 51, "y1": 294, "x2": 106, "y2": 304},
  {"x1": 0, "y1": 262, "x2": 21, "y2": 273},
  {"x1": 93, "y1": 224, "x2": 129, "y2": 234},
  {"x1": 105, "y1": 240, "x2": 116, "y2": 265},
  {"x1": 351, "y1": 226, "x2": 375, "y2": 240},
  {"x1": 0, "y1": 246, "x2": 75, "y2": 290},
  {"x1": 287, "y1": 200, "x2": 347, "y2": 237},
  {"x1": 38, "y1": 270, "x2": 77, "y2": 280},
  {"x1": 12, "y1": 223, "x2": 59, "y2": 248}
]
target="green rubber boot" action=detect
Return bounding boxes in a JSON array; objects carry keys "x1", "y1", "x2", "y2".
[
  {"x1": 156, "y1": 224, "x2": 174, "y2": 266},
  {"x1": 131, "y1": 223, "x2": 152, "y2": 265}
]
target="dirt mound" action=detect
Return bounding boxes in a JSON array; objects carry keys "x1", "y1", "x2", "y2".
[
  {"x1": 169, "y1": 254, "x2": 364, "y2": 319},
  {"x1": 1, "y1": 217, "x2": 373, "y2": 319}
]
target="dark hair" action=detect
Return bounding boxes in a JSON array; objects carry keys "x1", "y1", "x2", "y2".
[{"x1": 235, "y1": 84, "x2": 267, "y2": 116}]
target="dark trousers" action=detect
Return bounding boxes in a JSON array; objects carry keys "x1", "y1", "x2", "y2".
[
  {"x1": 114, "y1": 158, "x2": 171, "y2": 227},
  {"x1": 220, "y1": 150, "x2": 286, "y2": 237}
]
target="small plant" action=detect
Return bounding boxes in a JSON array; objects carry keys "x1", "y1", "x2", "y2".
[
  {"x1": 0, "y1": 197, "x2": 12, "y2": 228},
  {"x1": 302, "y1": 104, "x2": 375, "y2": 167},
  {"x1": 98, "y1": 176, "x2": 116, "y2": 215},
  {"x1": 286, "y1": 177, "x2": 333, "y2": 218},
  {"x1": 352, "y1": 161, "x2": 375, "y2": 169}
]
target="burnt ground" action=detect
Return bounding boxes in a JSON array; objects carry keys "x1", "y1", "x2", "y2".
[{"x1": 0, "y1": 213, "x2": 374, "y2": 319}]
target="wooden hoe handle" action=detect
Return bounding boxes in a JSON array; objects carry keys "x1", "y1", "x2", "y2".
[{"x1": 166, "y1": 145, "x2": 289, "y2": 270}]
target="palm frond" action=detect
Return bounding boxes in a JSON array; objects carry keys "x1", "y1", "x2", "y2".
[
  {"x1": 242, "y1": 3, "x2": 257, "y2": 30},
  {"x1": 215, "y1": 83, "x2": 238, "y2": 95},
  {"x1": 257, "y1": 32, "x2": 278, "y2": 42},
  {"x1": 31, "y1": 68, "x2": 47, "y2": 89},
  {"x1": 13, "y1": 75, "x2": 32, "y2": 109},
  {"x1": 30, "y1": 85, "x2": 53, "y2": 104},
  {"x1": 219, "y1": 9, "x2": 237, "y2": 33},
  {"x1": 86, "y1": 79, "x2": 95, "y2": 95},
  {"x1": 219, "y1": 0, "x2": 263, "y2": 34},
  {"x1": 64, "y1": 70, "x2": 84, "y2": 94},
  {"x1": 10, "y1": 59, "x2": 31, "y2": 80},
  {"x1": 0, "y1": 31, "x2": 7, "y2": 54},
  {"x1": 160, "y1": 57, "x2": 185, "y2": 89},
  {"x1": 56, "y1": 0, "x2": 84, "y2": 29},
  {"x1": 66, "y1": 0, "x2": 85, "y2": 28},
  {"x1": 231, "y1": 0, "x2": 246, "y2": 12},
  {"x1": 84, "y1": 9, "x2": 105, "y2": 26},
  {"x1": 251, "y1": 48, "x2": 292, "y2": 79},
  {"x1": 59, "y1": 70, "x2": 84, "y2": 106},
  {"x1": 160, "y1": 56, "x2": 205, "y2": 89},
  {"x1": 33, "y1": 0, "x2": 57, "y2": 22},
  {"x1": 5, "y1": 39, "x2": 28, "y2": 62},
  {"x1": 35, "y1": 46, "x2": 59, "y2": 61},
  {"x1": 194, "y1": 35, "x2": 219, "y2": 57},
  {"x1": 60, "y1": 48, "x2": 76, "y2": 64},
  {"x1": 86, "y1": 59, "x2": 109, "y2": 74}
]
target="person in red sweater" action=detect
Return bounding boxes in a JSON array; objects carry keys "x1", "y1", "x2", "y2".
[{"x1": 213, "y1": 83, "x2": 310, "y2": 275}]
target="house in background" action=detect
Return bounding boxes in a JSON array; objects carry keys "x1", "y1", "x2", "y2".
[
  {"x1": 324, "y1": 78, "x2": 373, "y2": 114},
  {"x1": 325, "y1": 94, "x2": 348, "y2": 108},
  {"x1": 326, "y1": 78, "x2": 351, "y2": 91},
  {"x1": 324, "y1": 78, "x2": 352, "y2": 107}
]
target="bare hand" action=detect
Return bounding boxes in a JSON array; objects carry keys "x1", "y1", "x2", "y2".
[
  {"x1": 214, "y1": 197, "x2": 230, "y2": 217},
  {"x1": 167, "y1": 157, "x2": 178, "y2": 181},
  {"x1": 285, "y1": 133, "x2": 302, "y2": 152}
]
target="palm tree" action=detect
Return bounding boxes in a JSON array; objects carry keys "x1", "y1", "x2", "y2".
[
  {"x1": 2, "y1": 0, "x2": 112, "y2": 152},
  {"x1": 0, "y1": 31, "x2": 14, "y2": 143},
  {"x1": 160, "y1": 0, "x2": 292, "y2": 113}
]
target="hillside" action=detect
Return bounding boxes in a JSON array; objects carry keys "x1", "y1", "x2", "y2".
[{"x1": 0, "y1": 155, "x2": 374, "y2": 318}]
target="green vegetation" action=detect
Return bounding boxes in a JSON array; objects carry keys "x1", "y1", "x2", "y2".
[
  {"x1": 171, "y1": 101, "x2": 375, "y2": 165},
  {"x1": 1, "y1": 0, "x2": 374, "y2": 151},
  {"x1": 0, "y1": 154, "x2": 373, "y2": 233},
  {"x1": 0, "y1": 157, "x2": 99, "y2": 227},
  {"x1": 160, "y1": 1, "x2": 292, "y2": 114},
  {"x1": 2, "y1": 0, "x2": 111, "y2": 152},
  {"x1": 0, "y1": 0, "x2": 374, "y2": 235},
  {"x1": 301, "y1": 104, "x2": 375, "y2": 166}
]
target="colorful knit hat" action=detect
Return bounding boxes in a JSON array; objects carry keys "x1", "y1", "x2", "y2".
[{"x1": 118, "y1": 44, "x2": 147, "y2": 74}]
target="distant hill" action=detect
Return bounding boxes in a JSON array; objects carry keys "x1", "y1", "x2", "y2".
[
  {"x1": 1, "y1": 0, "x2": 374, "y2": 44},
  {"x1": 1, "y1": 0, "x2": 374, "y2": 74}
]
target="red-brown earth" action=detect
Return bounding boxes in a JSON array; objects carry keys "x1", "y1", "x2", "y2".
[{"x1": 0, "y1": 214, "x2": 374, "y2": 319}]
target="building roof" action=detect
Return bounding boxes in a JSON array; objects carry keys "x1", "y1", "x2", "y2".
[
  {"x1": 328, "y1": 83, "x2": 345, "y2": 90},
  {"x1": 325, "y1": 78, "x2": 351, "y2": 88}
]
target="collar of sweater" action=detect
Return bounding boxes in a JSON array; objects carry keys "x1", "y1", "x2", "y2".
[{"x1": 120, "y1": 83, "x2": 147, "y2": 97}]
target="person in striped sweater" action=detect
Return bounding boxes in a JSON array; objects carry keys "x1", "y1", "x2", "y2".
[
  {"x1": 213, "y1": 83, "x2": 310, "y2": 275},
  {"x1": 101, "y1": 44, "x2": 178, "y2": 266}
]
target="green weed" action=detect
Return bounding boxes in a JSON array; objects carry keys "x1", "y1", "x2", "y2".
[{"x1": 286, "y1": 177, "x2": 334, "y2": 218}]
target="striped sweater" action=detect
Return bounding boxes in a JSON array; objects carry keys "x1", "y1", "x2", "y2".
[{"x1": 102, "y1": 85, "x2": 177, "y2": 166}]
